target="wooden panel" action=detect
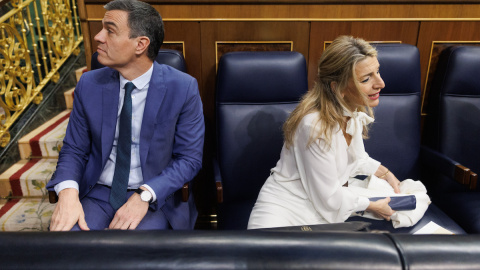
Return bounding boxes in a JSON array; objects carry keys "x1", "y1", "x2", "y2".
[
  {"x1": 162, "y1": 42, "x2": 185, "y2": 56},
  {"x1": 417, "y1": 21, "x2": 480, "y2": 115},
  {"x1": 87, "y1": 21, "x2": 103, "y2": 69},
  {"x1": 215, "y1": 41, "x2": 292, "y2": 71},
  {"x1": 84, "y1": 4, "x2": 480, "y2": 20},
  {"x1": 308, "y1": 21, "x2": 420, "y2": 89},
  {"x1": 200, "y1": 21, "x2": 310, "y2": 124},
  {"x1": 163, "y1": 22, "x2": 202, "y2": 91}
]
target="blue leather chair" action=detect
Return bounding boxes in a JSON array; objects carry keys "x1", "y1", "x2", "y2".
[
  {"x1": 423, "y1": 46, "x2": 480, "y2": 233},
  {"x1": 214, "y1": 51, "x2": 308, "y2": 229},
  {"x1": 346, "y1": 44, "x2": 465, "y2": 234},
  {"x1": 91, "y1": 49, "x2": 187, "y2": 72}
]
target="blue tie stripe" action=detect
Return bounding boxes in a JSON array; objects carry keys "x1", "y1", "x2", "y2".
[{"x1": 109, "y1": 82, "x2": 135, "y2": 210}]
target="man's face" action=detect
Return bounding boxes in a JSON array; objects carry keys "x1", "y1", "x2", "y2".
[{"x1": 94, "y1": 10, "x2": 138, "y2": 69}]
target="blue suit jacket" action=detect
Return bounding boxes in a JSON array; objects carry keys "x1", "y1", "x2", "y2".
[{"x1": 47, "y1": 62, "x2": 205, "y2": 229}]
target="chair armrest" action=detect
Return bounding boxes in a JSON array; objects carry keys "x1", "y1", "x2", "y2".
[
  {"x1": 470, "y1": 172, "x2": 478, "y2": 191},
  {"x1": 49, "y1": 184, "x2": 190, "y2": 203},
  {"x1": 49, "y1": 190, "x2": 58, "y2": 204},
  {"x1": 421, "y1": 146, "x2": 477, "y2": 190},
  {"x1": 181, "y1": 183, "x2": 189, "y2": 202},
  {"x1": 213, "y1": 157, "x2": 223, "y2": 203}
]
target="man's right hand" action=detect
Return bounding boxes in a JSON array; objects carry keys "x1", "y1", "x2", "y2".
[{"x1": 49, "y1": 188, "x2": 90, "y2": 231}]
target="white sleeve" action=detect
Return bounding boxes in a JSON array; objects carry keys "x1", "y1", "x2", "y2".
[
  {"x1": 54, "y1": 180, "x2": 79, "y2": 194},
  {"x1": 355, "y1": 155, "x2": 381, "y2": 176},
  {"x1": 293, "y1": 123, "x2": 366, "y2": 223}
]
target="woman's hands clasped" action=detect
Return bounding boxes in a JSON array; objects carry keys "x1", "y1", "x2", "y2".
[{"x1": 368, "y1": 165, "x2": 401, "y2": 220}]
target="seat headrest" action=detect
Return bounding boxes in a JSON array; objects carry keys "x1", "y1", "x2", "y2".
[
  {"x1": 374, "y1": 44, "x2": 421, "y2": 95},
  {"x1": 155, "y1": 49, "x2": 187, "y2": 73},
  {"x1": 216, "y1": 51, "x2": 308, "y2": 103},
  {"x1": 433, "y1": 46, "x2": 480, "y2": 96},
  {"x1": 90, "y1": 49, "x2": 187, "y2": 73}
]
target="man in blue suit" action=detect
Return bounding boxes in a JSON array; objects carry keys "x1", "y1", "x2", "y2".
[{"x1": 47, "y1": 0, "x2": 204, "y2": 231}]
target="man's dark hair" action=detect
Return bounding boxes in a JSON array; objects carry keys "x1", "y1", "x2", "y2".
[{"x1": 105, "y1": 0, "x2": 164, "y2": 61}]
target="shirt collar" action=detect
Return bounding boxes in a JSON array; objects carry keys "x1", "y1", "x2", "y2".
[{"x1": 119, "y1": 63, "x2": 154, "y2": 90}]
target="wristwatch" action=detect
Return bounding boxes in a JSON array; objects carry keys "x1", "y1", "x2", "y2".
[{"x1": 135, "y1": 188, "x2": 153, "y2": 204}]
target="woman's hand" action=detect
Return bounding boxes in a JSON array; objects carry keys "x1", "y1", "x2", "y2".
[
  {"x1": 385, "y1": 171, "x2": 401, "y2": 194},
  {"x1": 375, "y1": 165, "x2": 401, "y2": 193},
  {"x1": 366, "y1": 197, "x2": 395, "y2": 221}
]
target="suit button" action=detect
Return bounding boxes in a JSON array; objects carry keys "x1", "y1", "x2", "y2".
[{"x1": 89, "y1": 185, "x2": 93, "y2": 189}]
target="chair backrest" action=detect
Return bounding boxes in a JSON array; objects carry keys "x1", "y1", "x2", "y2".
[
  {"x1": 215, "y1": 51, "x2": 308, "y2": 229},
  {"x1": 424, "y1": 46, "x2": 480, "y2": 176},
  {"x1": 90, "y1": 49, "x2": 187, "y2": 72},
  {"x1": 364, "y1": 44, "x2": 422, "y2": 181}
]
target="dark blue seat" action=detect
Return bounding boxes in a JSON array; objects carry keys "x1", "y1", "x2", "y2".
[
  {"x1": 347, "y1": 44, "x2": 465, "y2": 234},
  {"x1": 91, "y1": 49, "x2": 187, "y2": 72},
  {"x1": 423, "y1": 46, "x2": 480, "y2": 233},
  {"x1": 214, "y1": 51, "x2": 308, "y2": 229}
]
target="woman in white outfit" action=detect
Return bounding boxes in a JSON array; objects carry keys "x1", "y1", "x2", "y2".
[{"x1": 248, "y1": 36, "x2": 402, "y2": 229}]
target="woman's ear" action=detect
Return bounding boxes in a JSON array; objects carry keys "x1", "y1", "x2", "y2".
[
  {"x1": 330, "y1": 81, "x2": 337, "y2": 91},
  {"x1": 331, "y1": 82, "x2": 345, "y2": 98},
  {"x1": 135, "y1": 36, "x2": 150, "y2": 56}
]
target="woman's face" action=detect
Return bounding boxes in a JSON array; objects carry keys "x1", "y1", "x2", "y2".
[{"x1": 345, "y1": 56, "x2": 385, "y2": 108}]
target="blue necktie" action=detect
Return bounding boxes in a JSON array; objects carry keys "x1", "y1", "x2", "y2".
[{"x1": 109, "y1": 82, "x2": 135, "y2": 210}]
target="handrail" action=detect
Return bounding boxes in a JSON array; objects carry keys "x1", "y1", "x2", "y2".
[{"x1": 0, "y1": 0, "x2": 83, "y2": 147}]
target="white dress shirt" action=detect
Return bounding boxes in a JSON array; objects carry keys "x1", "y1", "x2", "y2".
[{"x1": 248, "y1": 110, "x2": 381, "y2": 229}]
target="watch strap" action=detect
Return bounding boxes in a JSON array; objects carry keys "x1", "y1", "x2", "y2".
[{"x1": 135, "y1": 188, "x2": 153, "y2": 203}]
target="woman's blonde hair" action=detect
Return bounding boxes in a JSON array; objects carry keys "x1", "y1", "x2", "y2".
[{"x1": 283, "y1": 36, "x2": 378, "y2": 148}]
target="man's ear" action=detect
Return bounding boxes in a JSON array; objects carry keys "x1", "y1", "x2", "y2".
[{"x1": 135, "y1": 36, "x2": 150, "y2": 56}]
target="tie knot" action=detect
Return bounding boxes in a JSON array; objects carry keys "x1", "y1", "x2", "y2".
[{"x1": 125, "y1": 82, "x2": 135, "y2": 95}]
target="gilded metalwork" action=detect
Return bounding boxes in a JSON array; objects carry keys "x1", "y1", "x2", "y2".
[
  {"x1": 0, "y1": 23, "x2": 33, "y2": 112},
  {"x1": 0, "y1": 0, "x2": 83, "y2": 147}
]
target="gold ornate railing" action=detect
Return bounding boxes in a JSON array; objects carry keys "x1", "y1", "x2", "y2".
[{"x1": 0, "y1": 0, "x2": 82, "y2": 147}]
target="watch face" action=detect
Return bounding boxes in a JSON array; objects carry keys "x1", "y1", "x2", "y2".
[{"x1": 140, "y1": 191, "x2": 152, "y2": 202}]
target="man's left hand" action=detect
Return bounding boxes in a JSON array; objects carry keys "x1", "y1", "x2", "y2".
[{"x1": 108, "y1": 192, "x2": 149, "y2": 230}]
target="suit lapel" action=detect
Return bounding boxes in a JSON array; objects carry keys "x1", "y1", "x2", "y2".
[
  {"x1": 140, "y1": 62, "x2": 167, "y2": 167},
  {"x1": 101, "y1": 70, "x2": 121, "y2": 166}
]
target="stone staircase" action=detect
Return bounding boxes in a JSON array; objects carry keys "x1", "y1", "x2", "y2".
[{"x1": 0, "y1": 68, "x2": 84, "y2": 231}]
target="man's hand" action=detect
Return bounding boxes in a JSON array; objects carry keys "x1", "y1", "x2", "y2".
[
  {"x1": 109, "y1": 189, "x2": 149, "y2": 230},
  {"x1": 50, "y1": 188, "x2": 89, "y2": 231}
]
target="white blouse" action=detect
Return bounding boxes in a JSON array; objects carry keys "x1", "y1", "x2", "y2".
[{"x1": 249, "y1": 110, "x2": 381, "y2": 228}]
